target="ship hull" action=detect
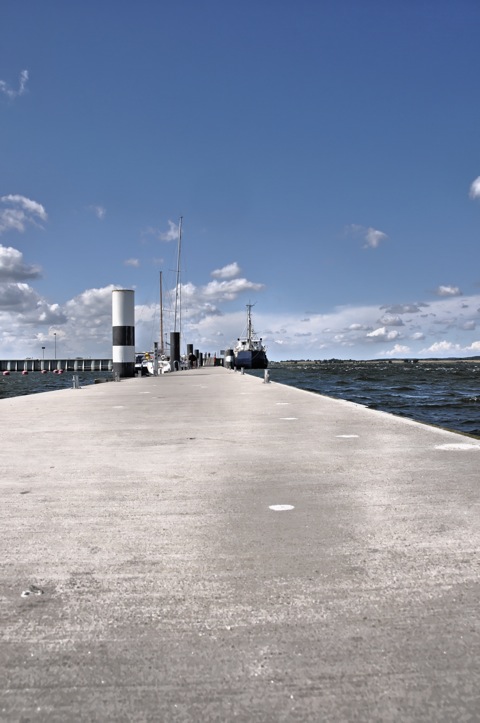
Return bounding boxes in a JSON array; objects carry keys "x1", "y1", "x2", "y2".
[{"x1": 234, "y1": 350, "x2": 268, "y2": 370}]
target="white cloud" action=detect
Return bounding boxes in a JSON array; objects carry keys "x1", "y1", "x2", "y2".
[
  {"x1": 0, "y1": 195, "x2": 47, "y2": 235},
  {"x1": 421, "y1": 340, "x2": 460, "y2": 354},
  {"x1": 364, "y1": 227, "x2": 387, "y2": 249},
  {"x1": 380, "y1": 344, "x2": 411, "y2": 357},
  {"x1": 0, "y1": 69, "x2": 28, "y2": 99},
  {"x1": 211, "y1": 262, "x2": 241, "y2": 279},
  {"x1": 0, "y1": 282, "x2": 65, "y2": 322},
  {"x1": 89, "y1": 205, "x2": 106, "y2": 220},
  {"x1": 124, "y1": 258, "x2": 140, "y2": 267},
  {"x1": 0, "y1": 245, "x2": 42, "y2": 282},
  {"x1": 177, "y1": 277, "x2": 265, "y2": 324},
  {"x1": 346, "y1": 224, "x2": 388, "y2": 249},
  {"x1": 366, "y1": 327, "x2": 400, "y2": 341},
  {"x1": 469, "y1": 176, "x2": 480, "y2": 200},
  {"x1": 159, "y1": 220, "x2": 180, "y2": 242},
  {"x1": 2, "y1": 246, "x2": 480, "y2": 361},
  {"x1": 435, "y1": 285, "x2": 462, "y2": 297}
]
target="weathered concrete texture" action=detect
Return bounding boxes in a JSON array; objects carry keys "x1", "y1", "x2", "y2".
[{"x1": 1, "y1": 367, "x2": 479, "y2": 722}]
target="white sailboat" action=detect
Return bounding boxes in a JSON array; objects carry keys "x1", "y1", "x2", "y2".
[{"x1": 146, "y1": 216, "x2": 185, "y2": 375}]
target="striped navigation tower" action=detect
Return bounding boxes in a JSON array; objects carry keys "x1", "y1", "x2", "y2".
[{"x1": 112, "y1": 289, "x2": 135, "y2": 378}]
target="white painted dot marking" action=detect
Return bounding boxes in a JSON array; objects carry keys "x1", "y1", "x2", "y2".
[
  {"x1": 112, "y1": 405, "x2": 125, "y2": 409},
  {"x1": 269, "y1": 505, "x2": 295, "y2": 511},
  {"x1": 336, "y1": 434, "x2": 359, "y2": 438},
  {"x1": 435, "y1": 443, "x2": 480, "y2": 450},
  {"x1": 280, "y1": 417, "x2": 298, "y2": 420},
  {"x1": 276, "y1": 402, "x2": 290, "y2": 405}
]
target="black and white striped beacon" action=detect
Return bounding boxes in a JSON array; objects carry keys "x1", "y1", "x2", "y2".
[{"x1": 112, "y1": 289, "x2": 135, "y2": 378}]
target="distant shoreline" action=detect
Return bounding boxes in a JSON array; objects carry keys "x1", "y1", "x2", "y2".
[{"x1": 271, "y1": 357, "x2": 480, "y2": 365}]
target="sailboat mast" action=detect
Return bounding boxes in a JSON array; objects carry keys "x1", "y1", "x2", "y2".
[
  {"x1": 159, "y1": 270, "x2": 164, "y2": 355},
  {"x1": 174, "y1": 216, "x2": 183, "y2": 334}
]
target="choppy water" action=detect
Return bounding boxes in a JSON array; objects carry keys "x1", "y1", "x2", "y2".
[
  {"x1": 249, "y1": 361, "x2": 480, "y2": 438},
  {"x1": 0, "y1": 370, "x2": 113, "y2": 399}
]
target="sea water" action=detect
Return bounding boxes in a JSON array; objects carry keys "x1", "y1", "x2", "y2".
[
  {"x1": 249, "y1": 361, "x2": 480, "y2": 438},
  {"x1": 0, "y1": 370, "x2": 113, "y2": 400}
]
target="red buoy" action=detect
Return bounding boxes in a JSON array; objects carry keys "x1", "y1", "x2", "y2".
[{"x1": 2, "y1": 370, "x2": 9, "y2": 376}]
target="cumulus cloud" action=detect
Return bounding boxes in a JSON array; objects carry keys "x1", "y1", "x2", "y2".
[
  {"x1": 0, "y1": 69, "x2": 28, "y2": 99},
  {"x1": 58, "y1": 286, "x2": 119, "y2": 353},
  {"x1": 0, "y1": 245, "x2": 42, "y2": 282},
  {"x1": 421, "y1": 340, "x2": 460, "y2": 354},
  {"x1": 0, "y1": 195, "x2": 47, "y2": 235},
  {"x1": 469, "y1": 176, "x2": 480, "y2": 200},
  {"x1": 2, "y1": 248, "x2": 480, "y2": 361},
  {"x1": 378, "y1": 314, "x2": 404, "y2": 327},
  {"x1": 366, "y1": 327, "x2": 401, "y2": 342},
  {"x1": 159, "y1": 220, "x2": 180, "y2": 242},
  {"x1": 380, "y1": 344, "x2": 411, "y2": 357},
  {"x1": 124, "y1": 258, "x2": 140, "y2": 267},
  {"x1": 211, "y1": 262, "x2": 241, "y2": 279},
  {"x1": 347, "y1": 224, "x2": 388, "y2": 249},
  {"x1": 182, "y1": 278, "x2": 264, "y2": 306},
  {"x1": 0, "y1": 282, "x2": 65, "y2": 324},
  {"x1": 0, "y1": 283, "x2": 40, "y2": 311},
  {"x1": 435, "y1": 285, "x2": 462, "y2": 297}
]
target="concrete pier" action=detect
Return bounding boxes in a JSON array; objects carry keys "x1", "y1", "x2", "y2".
[{"x1": 1, "y1": 367, "x2": 479, "y2": 721}]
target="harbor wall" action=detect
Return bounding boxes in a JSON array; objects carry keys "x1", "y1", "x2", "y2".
[{"x1": 0, "y1": 359, "x2": 113, "y2": 372}]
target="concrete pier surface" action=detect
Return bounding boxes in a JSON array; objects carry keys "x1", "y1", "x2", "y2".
[{"x1": 1, "y1": 368, "x2": 479, "y2": 722}]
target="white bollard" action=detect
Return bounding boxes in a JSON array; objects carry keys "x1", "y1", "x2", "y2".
[{"x1": 264, "y1": 370, "x2": 270, "y2": 383}]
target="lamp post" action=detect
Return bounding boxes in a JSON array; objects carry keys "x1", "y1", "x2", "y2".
[
  {"x1": 54, "y1": 332, "x2": 57, "y2": 360},
  {"x1": 42, "y1": 346, "x2": 45, "y2": 360}
]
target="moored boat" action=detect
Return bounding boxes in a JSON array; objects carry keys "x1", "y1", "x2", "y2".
[{"x1": 233, "y1": 304, "x2": 268, "y2": 370}]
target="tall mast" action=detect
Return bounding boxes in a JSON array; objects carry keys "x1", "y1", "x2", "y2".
[
  {"x1": 247, "y1": 303, "x2": 253, "y2": 343},
  {"x1": 174, "y1": 216, "x2": 183, "y2": 333},
  {"x1": 159, "y1": 270, "x2": 164, "y2": 355}
]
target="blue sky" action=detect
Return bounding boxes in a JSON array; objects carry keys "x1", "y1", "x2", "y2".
[{"x1": 1, "y1": 0, "x2": 480, "y2": 361}]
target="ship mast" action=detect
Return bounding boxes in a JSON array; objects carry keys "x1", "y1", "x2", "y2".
[{"x1": 247, "y1": 303, "x2": 254, "y2": 343}]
